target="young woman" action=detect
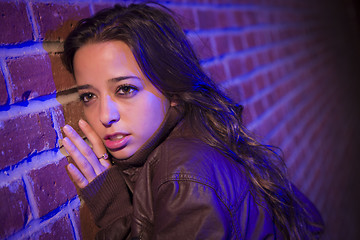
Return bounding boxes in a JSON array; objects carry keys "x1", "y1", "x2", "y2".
[{"x1": 61, "y1": 3, "x2": 324, "y2": 239}]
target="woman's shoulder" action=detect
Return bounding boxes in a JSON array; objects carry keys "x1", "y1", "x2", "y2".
[
  {"x1": 148, "y1": 136, "x2": 251, "y2": 205},
  {"x1": 152, "y1": 136, "x2": 235, "y2": 172}
]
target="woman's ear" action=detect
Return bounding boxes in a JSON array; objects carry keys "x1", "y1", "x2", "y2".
[{"x1": 170, "y1": 101, "x2": 177, "y2": 107}]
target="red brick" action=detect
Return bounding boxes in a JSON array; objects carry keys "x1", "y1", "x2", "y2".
[
  {"x1": 240, "y1": 79, "x2": 255, "y2": 100},
  {"x1": 243, "y1": 11, "x2": 257, "y2": 26},
  {"x1": 38, "y1": 216, "x2": 74, "y2": 240},
  {"x1": 0, "y1": 110, "x2": 57, "y2": 169},
  {"x1": 245, "y1": 31, "x2": 257, "y2": 48},
  {"x1": 265, "y1": 91, "x2": 277, "y2": 108},
  {"x1": 254, "y1": 74, "x2": 267, "y2": 91},
  {"x1": 215, "y1": 34, "x2": 230, "y2": 56},
  {"x1": 241, "y1": 103, "x2": 255, "y2": 125},
  {"x1": 257, "y1": 30, "x2": 268, "y2": 46},
  {"x1": 62, "y1": 100, "x2": 84, "y2": 136},
  {"x1": 204, "y1": 62, "x2": 227, "y2": 83},
  {"x1": 228, "y1": 57, "x2": 245, "y2": 78},
  {"x1": 189, "y1": 35, "x2": 213, "y2": 60},
  {"x1": 28, "y1": 158, "x2": 77, "y2": 217},
  {"x1": 253, "y1": 98, "x2": 266, "y2": 116},
  {"x1": 234, "y1": 10, "x2": 246, "y2": 27},
  {"x1": 244, "y1": 55, "x2": 255, "y2": 73},
  {"x1": 197, "y1": 9, "x2": 218, "y2": 29},
  {"x1": 171, "y1": 7, "x2": 196, "y2": 31},
  {"x1": 256, "y1": 10, "x2": 270, "y2": 25},
  {"x1": 49, "y1": 53, "x2": 76, "y2": 92},
  {"x1": 224, "y1": 84, "x2": 242, "y2": 103},
  {"x1": 218, "y1": 9, "x2": 236, "y2": 29},
  {"x1": 32, "y1": 3, "x2": 91, "y2": 41},
  {"x1": 0, "y1": 1, "x2": 33, "y2": 44},
  {"x1": 268, "y1": 125, "x2": 287, "y2": 147},
  {"x1": 0, "y1": 73, "x2": 8, "y2": 105},
  {"x1": 0, "y1": 179, "x2": 30, "y2": 239},
  {"x1": 7, "y1": 54, "x2": 55, "y2": 103},
  {"x1": 232, "y1": 34, "x2": 245, "y2": 52},
  {"x1": 93, "y1": 3, "x2": 114, "y2": 13}
]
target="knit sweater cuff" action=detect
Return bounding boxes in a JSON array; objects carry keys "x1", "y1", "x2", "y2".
[{"x1": 79, "y1": 166, "x2": 132, "y2": 228}]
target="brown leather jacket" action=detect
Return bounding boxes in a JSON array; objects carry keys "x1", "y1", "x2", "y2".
[{"x1": 79, "y1": 107, "x2": 323, "y2": 239}]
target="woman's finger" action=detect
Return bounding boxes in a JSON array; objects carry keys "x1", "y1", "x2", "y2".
[
  {"x1": 63, "y1": 124, "x2": 105, "y2": 175},
  {"x1": 67, "y1": 163, "x2": 89, "y2": 189},
  {"x1": 62, "y1": 135, "x2": 97, "y2": 182},
  {"x1": 78, "y1": 119, "x2": 112, "y2": 170}
]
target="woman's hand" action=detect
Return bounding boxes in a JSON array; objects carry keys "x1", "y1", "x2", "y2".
[{"x1": 62, "y1": 119, "x2": 112, "y2": 189}]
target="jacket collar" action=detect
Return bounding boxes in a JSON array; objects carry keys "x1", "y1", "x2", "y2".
[{"x1": 111, "y1": 106, "x2": 183, "y2": 171}]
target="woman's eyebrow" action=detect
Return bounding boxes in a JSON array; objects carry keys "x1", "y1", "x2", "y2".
[
  {"x1": 76, "y1": 76, "x2": 142, "y2": 90},
  {"x1": 109, "y1": 76, "x2": 142, "y2": 83},
  {"x1": 77, "y1": 84, "x2": 92, "y2": 90}
]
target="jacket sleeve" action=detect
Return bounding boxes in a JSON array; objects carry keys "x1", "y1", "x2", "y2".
[
  {"x1": 151, "y1": 179, "x2": 287, "y2": 240},
  {"x1": 79, "y1": 166, "x2": 133, "y2": 240}
]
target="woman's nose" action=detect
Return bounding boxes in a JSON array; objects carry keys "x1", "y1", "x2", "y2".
[{"x1": 99, "y1": 95, "x2": 120, "y2": 126}]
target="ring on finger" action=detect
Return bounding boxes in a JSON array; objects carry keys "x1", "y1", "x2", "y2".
[{"x1": 98, "y1": 153, "x2": 109, "y2": 160}]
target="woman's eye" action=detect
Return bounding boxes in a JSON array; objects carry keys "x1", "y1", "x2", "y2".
[
  {"x1": 79, "y1": 93, "x2": 95, "y2": 103},
  {"x1": 117, "y1": 85, "x2": 138, "y2": 96}
]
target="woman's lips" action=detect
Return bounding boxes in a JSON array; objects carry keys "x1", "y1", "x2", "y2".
[{"x1": 104, "y1": 133, "x2": 130, "y2": 150}]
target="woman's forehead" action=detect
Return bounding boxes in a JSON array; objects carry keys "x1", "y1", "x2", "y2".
[{"x1": 74, "y1": 41, "x2": 145, "y2": 80}]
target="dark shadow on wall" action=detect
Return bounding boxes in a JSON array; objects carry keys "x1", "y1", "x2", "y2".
[{"x1": 40, "y1": 3, "x2": 101, "y2": 240}]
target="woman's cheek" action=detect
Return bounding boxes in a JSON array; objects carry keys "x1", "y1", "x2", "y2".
[{"x1": 83, "y1": 109, "x2": 98, "y2": 131}]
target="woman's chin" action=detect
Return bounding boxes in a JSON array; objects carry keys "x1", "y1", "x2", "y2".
[{"x1": 108, "y1": 146, "x2": 137, "y2": 161}]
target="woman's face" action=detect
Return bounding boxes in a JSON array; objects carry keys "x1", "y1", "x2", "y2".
[{"x1": 73, "y1": 41, "x2": 170, "y2": 159}]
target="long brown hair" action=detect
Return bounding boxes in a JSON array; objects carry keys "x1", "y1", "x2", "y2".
[{"x1": 62, "y1": 3, "x2": 322, "y2": 238}]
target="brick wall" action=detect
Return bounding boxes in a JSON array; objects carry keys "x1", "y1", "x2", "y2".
[{"x1": 1, "y1": 0, "x2": 359, "y2": 239}]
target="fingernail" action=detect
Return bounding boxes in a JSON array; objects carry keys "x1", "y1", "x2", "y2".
[
  {"x1": 63, "y1": 125, "x2": 73, "y2": 133},
  {"x1": 79, "y1": 119, "x2": 86, "y2": 127},
  {"x1": 62, "y1": 137, "x2": 69, "y2": 145},
  {"x1": 67, "y1": 163, "x2": 76, "y2": 172}
]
